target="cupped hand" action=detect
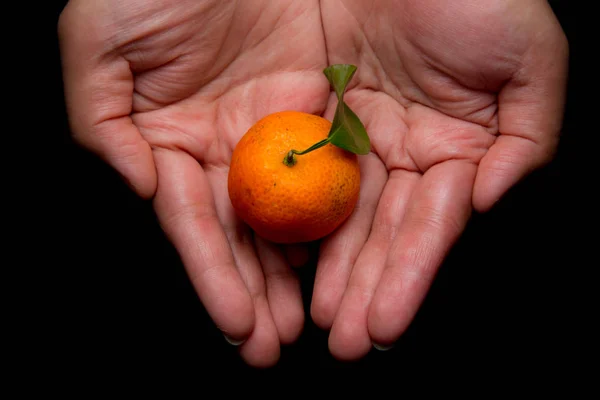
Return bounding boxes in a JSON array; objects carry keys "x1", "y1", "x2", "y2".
[
  {"x1": 311, "y1": 0, "x2": 569, "y2": 360},
  {"x1": 58, "y1": 0, "x2": 330, "y2": 367}
]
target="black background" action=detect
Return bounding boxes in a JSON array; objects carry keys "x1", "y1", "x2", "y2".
[{"x1": 38, "y1": 0, "x2": 587, "y2": 381}]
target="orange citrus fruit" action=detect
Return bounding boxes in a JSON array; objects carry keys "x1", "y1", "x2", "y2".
[{"x1": 228, "y1": 110, "x2": 361, "y2": 244}]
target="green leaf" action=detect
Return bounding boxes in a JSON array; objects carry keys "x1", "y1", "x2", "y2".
[{"x1": 323, "y1": 64, "x2": 371, "y2": 155}]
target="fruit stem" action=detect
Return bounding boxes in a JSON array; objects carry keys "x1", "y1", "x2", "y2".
[{"x1": 283, "y1": 137, "x2": 331, "y2": 167}]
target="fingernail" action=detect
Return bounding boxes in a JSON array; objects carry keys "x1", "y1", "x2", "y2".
[
  {"x1": 224, "y1": 334, "x2": 246, "y2": 346},
  {"x1": 372, "y1": 342, "x2": 394, "y2": 351}
]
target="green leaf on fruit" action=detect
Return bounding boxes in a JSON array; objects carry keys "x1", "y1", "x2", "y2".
[{"x1": 323, "y1": 64, "x2": 371, "y2": 155}]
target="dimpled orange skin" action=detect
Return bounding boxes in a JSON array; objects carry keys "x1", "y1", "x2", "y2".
[{"x1": 228, "y1": 110, "x2": 361, "y2": 244}]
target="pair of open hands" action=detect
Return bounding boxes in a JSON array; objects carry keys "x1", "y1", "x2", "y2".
[{"x1": 58, "y1": 0, "x2": 568, "y2": 367}]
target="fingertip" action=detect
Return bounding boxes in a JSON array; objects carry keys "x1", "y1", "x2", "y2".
[
  {"x1": 471, "y1": 178, "x2": 501, "y2": 214},
  {"x1": 243, "y1": 348, "x2": 280, "y2": 369},
  {"x1": 273, "y1": 307, "x2": 305, "y2": 345},
  {"x1": 113, "y1": 142, "x2": 158, "y2": 200},
  {"x1": 326, "y1": 288, "x2": 374, "y2": 361},
  {"x1": 366, "y1": 274, "x2": 417, "y2": 347},
  {"x1": 219, "y1": 297, "x2": 256, "y2": 344},
  {"x1": 277, "y1": 309, "x2": 305, "y2": 346},
  {"x1": 328, "y1": 317, "x2": 372, "y2": 362},
  {"x1": 238, "y1": 299, "x2": 281, "y2": 369},
  {"x1": 74, "y1": 119, "x2": 159, "y2": 200},
  {"x1": 240, "y1": 341, "x2": 281, "y2": 369},
  {"x1": 310, "y1": 288, "x2": 339, "y2": 330},
  {"x1": 367, "y1": 295, "x2": 407, "y2": 348},
  {"x1": 471, "y1": 155, "x2": 513, "y2": 213},
  {"x1": 472, "y1": 135, "x2": 553, "y2": 213}
]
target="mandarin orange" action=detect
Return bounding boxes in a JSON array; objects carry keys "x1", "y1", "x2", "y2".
[{"x1": 227, "y1": 110, "x2": 360, "y2": 244}]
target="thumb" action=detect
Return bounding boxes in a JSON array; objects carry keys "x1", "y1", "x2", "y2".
[
  {"x1": 58, "y1": 2, "x2": 157, "y2": 199},
  {"x1": 472, "y1": 8, "x2": 569, "y2": 212}
]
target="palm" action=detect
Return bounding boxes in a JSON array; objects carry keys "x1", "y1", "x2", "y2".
[{"x1": 311, "y1": 0, "x2": 568, "y2": 359}]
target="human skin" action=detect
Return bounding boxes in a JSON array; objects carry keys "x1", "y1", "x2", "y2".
[{"x1": 58, "y1": 0, "x2": 568, "y2": 366}]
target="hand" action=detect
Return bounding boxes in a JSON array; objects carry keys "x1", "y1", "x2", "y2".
[
  {"x1": 58, "y1": 0, "x2": 330, "y2": 367},
  {"x1": 311, "y1": 0, "x2": 569, "y2": 360}
]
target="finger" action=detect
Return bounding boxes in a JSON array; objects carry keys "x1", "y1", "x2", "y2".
[
  {"x1": 206, "y1": 166, "x2": 281, "y2": 367},
  {"x1": 472, "y1": 19, "x2": 569, "y2": 212},
  {"x1": 255, "y1": 236, "x2": 305, "y2": 345},
  {"x1": 237, "y1": 296, "x2": 281, "y2": 369},
  {"x1": 58, "y1": 5, "x2": 156, "y2": 198},
  {"x1": 327, "y1": 170, "x2": 420, "y2": 361},
  {"x1": 473, "y1": 135, "x2": 552, "y2": 211},
  {"x1": 367, "y1": 160, "x2": 476, "y2": 347},
  {"x1": 282, "y1": 244, "x2": 311, "y2": 268},
  {"x1": 151, "y1": 149, "x2": 254, "y2": 343},
  {"x1": 311, "y1": 154, "x2": 387, "y2": 330}
]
